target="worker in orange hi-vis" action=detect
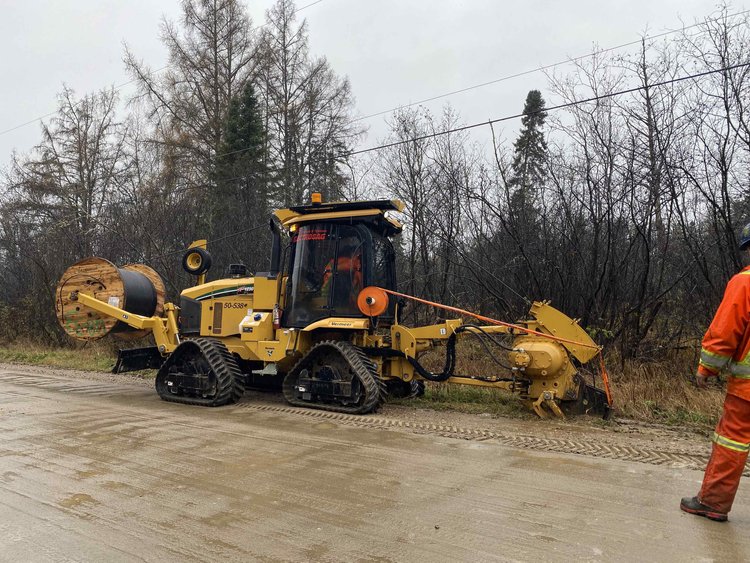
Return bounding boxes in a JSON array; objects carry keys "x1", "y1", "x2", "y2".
[
  {"x1": 681, "y1": 222, "x2": 750, "y2": 522},
  {"x1": 320, "y1": 244, "x2": 363, "y2": 305}
]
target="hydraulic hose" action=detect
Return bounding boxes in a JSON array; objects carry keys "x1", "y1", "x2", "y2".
[{"x1": 405, "y1": 334, "x2": 457, "y2": 382}]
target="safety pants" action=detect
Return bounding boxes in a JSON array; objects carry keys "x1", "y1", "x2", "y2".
[{"x1": 699, "y1": 393, "x2": 750, "y2": 514}]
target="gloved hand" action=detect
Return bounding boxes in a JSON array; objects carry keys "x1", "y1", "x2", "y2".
[{"x1": 695, "y1": 373, "x2": 709, "y2": 389}]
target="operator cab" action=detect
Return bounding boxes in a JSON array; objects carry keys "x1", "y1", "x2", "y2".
[{"x1": 275, "y1": 199, "x2": 403, "y2": 328}]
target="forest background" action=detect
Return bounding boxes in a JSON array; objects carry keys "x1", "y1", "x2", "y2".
[{"x1": 2, "y1": 0, "x2": 749, "y2": 421}]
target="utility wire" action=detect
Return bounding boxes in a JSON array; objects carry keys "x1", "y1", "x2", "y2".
[
  {"x1": 193, "y1": 12, "x2": 750, "y2": 165},
  {"x1": 9, "y1": 19, "x2": 749, "y2": 262},
  {"x1": 0, "y1": 0, "x2": 325, "y2": 138},
  {"x1": 7, "y1": 190, "x2": 266, "y2": 266},
  {"x1": 348, "y1": 8, "x2": 750, "y2": 124},
  {"x1": 210, "y1": 60, "x2": 750, "y2": 163},
  {"x1": 147, "y1": 224, "x2": 267, "y2": 261},
  {"x1": 136, "y1": 61, "x2": 750, "y2": 261},
  {"x1": 343, "y1": 62, "x2": 750, "y2": 158}
]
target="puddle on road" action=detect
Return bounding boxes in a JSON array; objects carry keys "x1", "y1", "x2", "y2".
[
  {"x1": 507, "y1": 449, "x2": 599, "y2": 473},
  {"x1": 101, "y1": 480, "x2": 129, "y2": 491},
  {"x1": 302, "y1": 543, "x2": 331, "y2": 560},
  {"x1": 530, "y1": 533, "x2": 559, "y2": 543},
  {"x1": 200, "y1": 510, "x2": 244, "y2": 527},
  {"x1": 58, "y1": 493, "x2": 99, "y2": 509},
  {"x1": 75, "y1": 467, "x2": 109, "y2": 480}
]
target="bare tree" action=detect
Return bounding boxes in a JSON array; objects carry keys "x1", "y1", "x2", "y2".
[
  {"x1": 1, "y1": 87, "x2": 126, "y2": 341},
  {"x1": 125, "y1": 0, "x2": 255, "y2": 167},
  {"x1": 256, "y1": 0, "x2": 362, "y2": 206}
]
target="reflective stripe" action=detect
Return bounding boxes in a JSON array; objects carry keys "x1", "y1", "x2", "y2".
[
  {"x1": 712, "y1": 432, "x2": 750, "y2": 452},
  {"x1": 700, "y1": 270, "x2": 750, "y2": 375},
  {"x1": 699, "y1": 359, "x2": 723, "y2": 372},
  {"x1": 730, "y1": 362, "x2": 750, "y2": 376},
  {"x1": 700, "y1": 348, "x2": 732, "y2": 370}
]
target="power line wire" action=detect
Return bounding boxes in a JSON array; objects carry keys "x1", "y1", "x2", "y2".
[
  {"x1": 349, "y1": 8, "x2": 750, "y2": 124},
  {"x1": 4, "y1": 4, "x2": 743, "y2": 140},
  {"x1": 210, "y1": 60, "x2": 750, "y2": 163},
  {"x1": 211, "y1": 14, "x2": 750, "y2": 163},
  {"x1": 6, "y1": 186, "x2": 266, "y2": 266},
  {"x1": 9, "y1": 24, "x2": 750, "y2": 263},
  {"x1": 37, "y1": 57, "x2": 740, "y2": 238},
  {"x1": 344, "y1": 62, "x2": 750, "y2": 158},
  {"x1": 147, "y1": 224, "x2": 267, "y2": 261}
]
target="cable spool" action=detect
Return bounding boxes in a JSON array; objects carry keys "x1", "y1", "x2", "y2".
[{"x1": 56, "y1": 257, "x2": 166, "y2": 340}]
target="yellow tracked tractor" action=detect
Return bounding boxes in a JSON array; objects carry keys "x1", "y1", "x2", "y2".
[{"x1": 55, "y1": 197, "x2": 611, "y2": 418}]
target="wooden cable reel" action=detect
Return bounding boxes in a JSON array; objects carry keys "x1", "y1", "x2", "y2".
[{"x1": 55, "y1": 258, "x2": 165, "y2": 340}]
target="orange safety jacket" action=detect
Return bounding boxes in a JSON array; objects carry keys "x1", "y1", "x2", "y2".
[
  {"x1": 322, "y1": 256, "x2": 363, "y2": 290},
  {"x1": 698, "y1": 266, "x2": 750, "y2": 401}
]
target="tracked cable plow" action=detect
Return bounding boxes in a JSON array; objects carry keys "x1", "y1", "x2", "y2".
[{"x1": 55, "y1": 196, "x2": 613, "y2": 420}]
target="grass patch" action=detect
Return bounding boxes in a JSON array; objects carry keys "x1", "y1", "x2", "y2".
[
  {"x1": 390, "y1": 382, "x2": 530, "y2": 418},
  {"x1": 390, "y1": 340, "x2": 533, "y2": 418},
  {"x1": 606, "y1": 352, "x2": 723, "y2": 430},
  {"x1": 401, "y1": 339, "x2": 723, "y2": 428},
  {"x1": 0, "y1": 343, "x2": 117, "y2": 371}
]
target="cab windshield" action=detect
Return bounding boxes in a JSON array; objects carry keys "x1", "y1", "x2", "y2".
[{"x1": 284, "y1": 223, "x2": 365, "y2": 327}]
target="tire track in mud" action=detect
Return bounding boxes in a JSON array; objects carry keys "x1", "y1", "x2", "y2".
[
  {"x1": 239, "y1": 403, "x2": 726, "y2": 473},
  {"x1": 1, "y1": 370, "x2": 732, "y2": 475}
]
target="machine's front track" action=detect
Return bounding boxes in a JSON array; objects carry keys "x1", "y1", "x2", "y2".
[
  {"x1": 283, "y1": 341, "x2": 385, "y2": 414},
  {"x1": 155, "y1": 338, "x2": 245, "y2": 406}
]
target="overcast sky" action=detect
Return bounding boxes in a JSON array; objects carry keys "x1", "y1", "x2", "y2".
[{"x1": 0, "y1": 0, "x2": 742, "y2": 174}]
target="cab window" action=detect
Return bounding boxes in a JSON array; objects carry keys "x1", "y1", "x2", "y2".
[{"x1": 284, "y1": 224, "x2": 365, "y2": 327}]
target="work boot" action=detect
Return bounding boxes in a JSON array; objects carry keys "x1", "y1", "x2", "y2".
[{"x1": 680, "y1": 496, "x2": 728, "y2": 522}]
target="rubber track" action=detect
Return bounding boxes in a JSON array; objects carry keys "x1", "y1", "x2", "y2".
[
  {"x1": 155, "y1": 338, "x2": 244, "y2": 407},
  {"x1": 283, "y1": 340, "x2": 385, "y2": 414},
  {"x1": 237, "y1": 402, "x2": 731, "y2": 475}
]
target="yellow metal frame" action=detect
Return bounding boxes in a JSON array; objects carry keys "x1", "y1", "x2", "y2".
[
  {"x1": 274, "y1": 200, "x2": 404, "y2": 233},
  {"x1": 74, "y1": 292, "x2": 180, "y2": 354}
]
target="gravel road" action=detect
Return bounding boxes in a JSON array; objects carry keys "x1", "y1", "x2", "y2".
[{"x1": 0, "y1": 363, "x2": 747, "y2": 562}]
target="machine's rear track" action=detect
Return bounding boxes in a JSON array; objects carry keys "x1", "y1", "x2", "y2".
[{"x1": 155, "y1": 338, "x2": 245, "y2": 406}]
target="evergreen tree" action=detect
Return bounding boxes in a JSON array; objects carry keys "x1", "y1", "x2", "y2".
[
  {"x1": 211, "y1": 81, "x2": 270, "y2": 272},
  {"x1": 257, "y1": 0, "x2": 362, "y2": 206},
  {"x1": 218, "y1": 79, "x2": 267, "y2": 197},
  {"x1": 509, "y1": 90, "x2": 548, "y2": 218}
]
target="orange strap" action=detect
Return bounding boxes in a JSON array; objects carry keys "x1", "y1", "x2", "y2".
[
  {"x1": 378, "y1": 287, "x2": 613, "y2": 407},
  {"x1": 598, "y1": 352, "x2": 613, "y2": 407}
]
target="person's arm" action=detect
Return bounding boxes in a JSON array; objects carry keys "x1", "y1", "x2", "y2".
[{"x1": 697, "y1": 273, "x2": 750, "y2": 386}]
